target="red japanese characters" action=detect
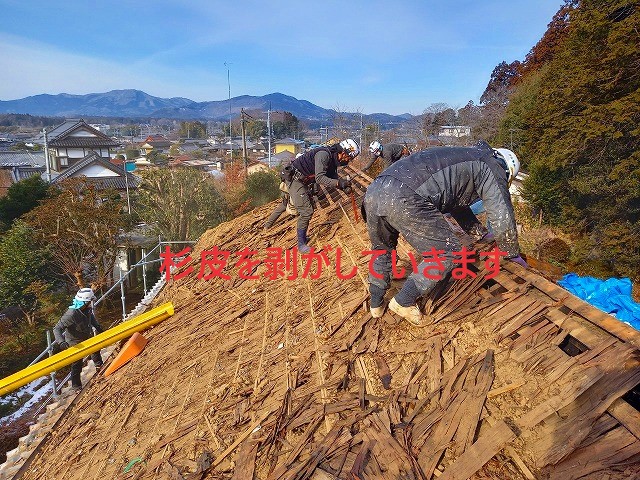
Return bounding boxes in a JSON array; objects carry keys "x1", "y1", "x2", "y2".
[{"x1": 159, "y1": 245, "x2": 507, "y2": 282}]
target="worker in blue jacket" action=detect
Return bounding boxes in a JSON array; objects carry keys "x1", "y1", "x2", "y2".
[
  {"x1": 363, "y1": 141, "x2": 527, "y2": 326},
  {"x1": 53, "y1": 288, "x2": 104, "y2": 390}
]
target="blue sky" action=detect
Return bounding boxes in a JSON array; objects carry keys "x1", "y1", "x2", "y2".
[{"x1": 0, "y1": 1, "x2": 564, "y2": 115}]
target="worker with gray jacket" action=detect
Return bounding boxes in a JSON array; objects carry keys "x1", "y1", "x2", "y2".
[
  {"x1": 363, "y1": 140, "x2": 527, "y2": 326},
  {"x1": 53, "y1": 288, "x2": 104, "y2": 390},
  {"x1": 280, "y1": 139, "x2": 360, "y2": 252},
  {"x1": 362, "y1": 141, "x2": 411, "y2": 171}
]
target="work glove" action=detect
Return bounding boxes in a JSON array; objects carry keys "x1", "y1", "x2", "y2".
[
  {"x1": 52, "y1": 341, "x2": 69, "y2": 354},
  {"x1": 481, "y1": 231, "x2": 495, "y2": 242},
  {"x1": 509, "y1": 255, "x2": 528, "y2": 269},
  {"x1": 337, "y1": 178, "x2": 352, "y2": 191}
]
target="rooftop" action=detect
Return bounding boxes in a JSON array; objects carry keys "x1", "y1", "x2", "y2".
[{"x1": 14, "y1": 166, "x2": 640, "y2": 479}]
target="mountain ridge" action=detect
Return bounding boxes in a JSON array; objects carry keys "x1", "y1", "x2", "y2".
[{"x1": 0, "y1": 90, "x2": 411, "y2": 125}]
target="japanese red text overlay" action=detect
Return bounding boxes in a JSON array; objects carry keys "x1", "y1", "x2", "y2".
[{"x1": 159, "y1": 245, "x2": 508, "y2": 282}]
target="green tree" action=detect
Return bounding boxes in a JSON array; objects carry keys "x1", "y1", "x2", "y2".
[
  {"x1": 0, "y1": 175, "x2": 50, "y2": 232},
  {"x1": 169, "y1": 143, "x2": 182, "y2": 157},
  {"x1": 137, "y1": 168, "x2": 228, "y2": 241},
  {"x1": 272, "y1": 112, "x2": 300, "y2": 139},
  {"x1": 121, "y1": 124, "x2": 141, "y2": 137},
  {"x1": 0, "y1": 222, "x2": 54, "y2": 325},
  {"x1": 504, "y1": 0, "x2": 640, "y2": 279},
  {"x1": 125, "y1": 147, "x2": 140, "y2": 160},
  {"x1": 242, "y1": 171, "x2": 280, "y2": 208},
  {"x1": 178, "y1": 121, "x2": 207, "y2": 139},
  {"x1": 147, "y1": 150, "x2": 169, "y2": 166},
  {"x1": 246, "y1": 120, "x2": 267, "y2": 140}
]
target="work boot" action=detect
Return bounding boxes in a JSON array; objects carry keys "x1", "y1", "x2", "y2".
[
  {"x1": 389, "y1": 297, "x2": 427, "y2": 327},
  {"x1": 370, "y1": 305, "x2": 385, "y2": 318},
  {"x1": 296, "y1": 229, "x2": 311, "y2": 254}
]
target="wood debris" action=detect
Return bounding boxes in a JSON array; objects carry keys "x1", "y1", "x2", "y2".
[{"x1": 18, "y1": 166, "x2": 640, "y2": 480}]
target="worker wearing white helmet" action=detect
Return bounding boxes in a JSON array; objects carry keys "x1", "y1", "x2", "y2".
[
  {"x1": 53, "y1": 288, "x2": 104, "y2": 390},
  {"x1": 363, "y1": 141, "x2": 526, "y2": 326},
  {"x1": 276, "y1": 139, "x2": 360, "y2": 252},
  {"x1": 362, "y1": 141, "x2": 411, "y2": 171}
]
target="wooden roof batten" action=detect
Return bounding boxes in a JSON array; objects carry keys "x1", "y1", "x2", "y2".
[{"x1": 14, "y1": 165, "x2": 640, "y2": 480}]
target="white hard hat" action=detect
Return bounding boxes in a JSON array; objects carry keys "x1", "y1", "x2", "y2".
[
  {"x1": 74, "y1": 288, "x2": 95, "y2": 303},
  {"x1": 495, "y1": 148, "x2": 520, "y2": 183},
  {"x1": 339, "y1": 138, "x2": 360, "y2": 158},
  {"x1": 369, "y1": 141, "x2": 382, "y2": 156}
]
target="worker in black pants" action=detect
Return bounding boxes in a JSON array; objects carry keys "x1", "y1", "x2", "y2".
[
  {"x1": 281, "y1": 139, "x2": 360, "y2": 252},
  {"x1": 363, "y1": 141, "x2": 527, "y2": 326},
  {"x1": 53, "y1": 288, "x2": 104, "y2": 391}
]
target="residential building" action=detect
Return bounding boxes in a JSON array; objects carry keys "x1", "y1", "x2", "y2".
[
  {"x1": 439, "y1": 125, "x2": 471, "y2": 138},
  {"x1": 247, "y1": 160, "x2": 270, "y2": 175},
  {"x1": 40, "y1": 119, "x2": 120, "y2": 172},
  {"x1": 274, "y1": 138, "x2": 305, "y2": 155},
  {"x1": 52, "y1": 151, "x2": 139, "y2": 193},
  {"x1": 0, "y1": 151, "x2": 46, "y2": 196},
  {"x1": 258, "y1": 150, "x2": 295, "y2": 168},
  {"x1": 140, "y1": 135, "x2": 173, "y2": 155}
]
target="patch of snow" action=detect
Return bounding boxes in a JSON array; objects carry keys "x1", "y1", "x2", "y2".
[{"x1": 0, "y1": 378, "x2": 52, "y2": 425}]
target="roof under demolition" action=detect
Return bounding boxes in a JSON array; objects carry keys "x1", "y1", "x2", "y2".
[{"x1": 14, "y1": 167, "x2": 640, "y2": 479}]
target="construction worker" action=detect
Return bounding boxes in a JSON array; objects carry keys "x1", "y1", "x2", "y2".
[
  {"x1": 363, "y1": 141, "x2": 527, "y2": 326},
  {"x1": 264, "y1": 153, "x2": 303, "y2": 231},
  {"x1": 362, "y1": 141, "x2": 411, "y2": 171},
  {"x1": 280, "y1": 139, "x2": 360, "y2": 252},
  {"x1": 53, "y1": 288, "x2": 104, "y2": 390}
]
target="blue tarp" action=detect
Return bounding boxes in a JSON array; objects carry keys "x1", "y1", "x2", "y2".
[{"x1": 557, "y1": 274, "x2": 640, "y2": 331}]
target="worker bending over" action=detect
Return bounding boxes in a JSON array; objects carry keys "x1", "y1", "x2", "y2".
[
  {"x1": 279, "y1": 139, "x2": 360, "y2": 253},
  {"x1": 362, "y1": 141, "x2": 411, "y2": 171},
  {"x1": 363, "y1": 141, "x2": 527, "y2": 325}
]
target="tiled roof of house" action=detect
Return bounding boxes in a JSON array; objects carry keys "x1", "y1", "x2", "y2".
[
  {"x1": 0, "y1": 151, "x2": 46, "y2": 167},
  {"x1": 42, "y1": 119, "x2": 119, "y2": 148},
  {"x1": 52, "y1": 151, "x2": 139, "y2": 189},
  {"x1": 274, "y1": 137, "x2": 304, "y2": 144}
]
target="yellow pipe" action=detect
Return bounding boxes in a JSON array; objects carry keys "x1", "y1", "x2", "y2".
[{"x1": 0, "y1": 302, "x2": 174, "y2": 397}]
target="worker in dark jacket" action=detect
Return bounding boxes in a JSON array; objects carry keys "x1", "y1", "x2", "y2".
[
  {"x1": 364, "y1": 141, "x2": 527, "y2": 325},
  {"x1": 361, "y1": 141, "x2": 410, "y2": 171},
  {"x1": 281, "y1": 139, "x2": 360, "y2": 252},
  {"x1": 53, "y1": 288, "x2": 104, "y2": 390}
]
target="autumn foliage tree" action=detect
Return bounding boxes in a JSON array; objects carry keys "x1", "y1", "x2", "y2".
[{"x1": 24, "y1": 178, "x2": 129, "y2": 288}]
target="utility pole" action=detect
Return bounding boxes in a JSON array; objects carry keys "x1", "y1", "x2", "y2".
[
  {"x1": 267, "y1": 107, "x2": 272, "y2": 168},
  {"x1": 241, "y1": 109, "x2": 248, "y2": 177},
  {"x1": 225, "y1": 62, "x2": 232, "y2": 161},
  {"x1": 359, "y1": 113, "x2": 363, "y2": 152},
  {"x1": 42, "y1": 128, "x2": 51, "y2": 182},
  {"x1": 123, "y1": 160, "x2": 131, "y2": 214}
]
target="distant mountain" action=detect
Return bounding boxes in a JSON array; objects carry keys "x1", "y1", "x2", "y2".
[
  {"x1": 0, "y1": 90, "x2": 196, "y2": 117},
  {"x1": 0, "y1": 90, "x2": 412, "y2": 126},
  {"x1": 153, "y1": 92, "x2": 333, "y2": 122}
]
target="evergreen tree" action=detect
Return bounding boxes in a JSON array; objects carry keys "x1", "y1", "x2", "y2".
[{"x1": 503, "y1": 0, "x2": 640, "y2": 278}]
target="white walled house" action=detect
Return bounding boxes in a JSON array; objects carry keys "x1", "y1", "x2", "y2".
[
  {"x1": 52, "y1": 151, "x2": 139, "y2": 193},
  {"x1": 42, "y1": 119, "x2": 120, "y2": 172}
]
